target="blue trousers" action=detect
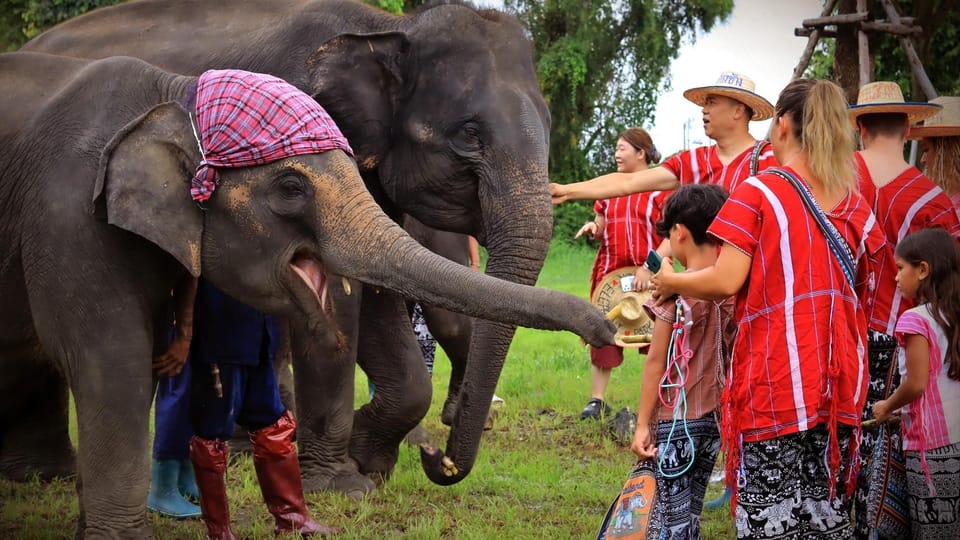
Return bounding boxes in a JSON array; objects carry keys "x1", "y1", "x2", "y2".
[
  {"x1": 153, "y1": 361, "x2": 194, "y2": 461},
  {"x1": 189, "y1": 354, "x2": 285, "y2": 441}
]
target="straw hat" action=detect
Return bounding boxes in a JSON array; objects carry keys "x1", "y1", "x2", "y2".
[
  {"x1": 848, "y1": 81, "x2": 942, "y2": 126},
  {"x1": 682, "y1": 71, "x2": 775, "y2": 121},
  {"x1": 908, "y1": 96, "x2": 960, "y2": 139},
  {"x1": 591, "y1": 267, "x2": 655, "y2": 349}
]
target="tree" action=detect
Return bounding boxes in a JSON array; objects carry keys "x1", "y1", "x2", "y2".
[
  {"x1": 507, "y1": 0, "x2": 732, "y2": 184},
  {"x1": 0, "y1": 0, "x2": 123, "y2": 50},
  {"x1": 504, "y1": 0, "x2": 732, "y2": 239},
  {"x1": 806, "y1": 0, "x2": 959, "y2": 100}
]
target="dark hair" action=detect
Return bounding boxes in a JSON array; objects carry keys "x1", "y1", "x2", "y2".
[
  {"x1": 655, "y1": 184, "x2": 729, "y2": 246},
  {"x1": 895, "y1": 227, "x2": 960, "y2": 380},
  {"x1": 775, "y1": 79, "x2": 856, "y2": 195},
  {"x1": 857, "y1": 112, "x2": 908, "y2": 138},
  {"x1": 619, "y1": 127, "x2": 661, "y2": 165}
]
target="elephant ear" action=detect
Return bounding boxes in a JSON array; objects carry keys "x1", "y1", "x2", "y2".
[
  {"x1": 94, "y1": 101, "x2": 204, "y2": 276},
  {"x1": 306, "y1": 32, "x2": 410, "y2": 171}
]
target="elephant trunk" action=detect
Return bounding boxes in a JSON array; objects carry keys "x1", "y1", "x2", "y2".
[
  {"x1": 420, "y1": 164, "x2": 556, "y2": 485},
  {"x1": 317, "y1": 169, "x2": 612, "y2": 343}
]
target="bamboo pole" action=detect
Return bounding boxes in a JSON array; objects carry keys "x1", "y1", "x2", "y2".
[
  {"x1": 792, "y1": 0, "x2": 840, "y2": 80},
  {"x1": 857, "y1": 0, "x2": 871, "y2": 88},
  {"x1": 880, "y1": 0, "x2": 938, "y2": 99}
]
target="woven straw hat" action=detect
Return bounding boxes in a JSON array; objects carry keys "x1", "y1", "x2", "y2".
[
  {"x1": 848, "y1": 81, "x2": 942, "y2": 126},
  {"x1": 908, "y1": 96, "x2": 960, "y2": 139},
  {"x1": 682, "y1": 71, "x2": 775, "y2": 121},
  {"x1": 591, "y1": 267, "x2": 654, "y2": 348}
]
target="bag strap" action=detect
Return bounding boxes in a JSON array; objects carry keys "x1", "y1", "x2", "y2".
[
  {"x1": 767, "y1": 168, "x2": 857, "y2": 288},
  {"x1": 749, "y1": 140, "x2": 769, "y2": 176}
]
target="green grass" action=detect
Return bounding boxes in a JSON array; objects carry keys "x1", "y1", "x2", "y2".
[{"x1": 0, "y1": 241, "x2": 736, "y2": 539}]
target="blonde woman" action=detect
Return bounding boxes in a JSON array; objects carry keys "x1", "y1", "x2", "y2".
[{"x1": 653, "y1": 79, "x2": 884, "y2": 538}]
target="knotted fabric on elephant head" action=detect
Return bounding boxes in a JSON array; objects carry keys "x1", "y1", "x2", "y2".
[{"x1": 190, "y1": 69, "x2": 354, "y2": 202}]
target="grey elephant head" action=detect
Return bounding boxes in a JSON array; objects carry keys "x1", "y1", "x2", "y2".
[{"x1": 306, "y1": 5, "x2": 554, "y2": 485}]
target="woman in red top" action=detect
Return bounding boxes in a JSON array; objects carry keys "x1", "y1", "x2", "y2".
[
  {"x1": 654, "y1": 79, "x2": 884, "y2": 538},
  {"x1": 575, "y1": 127, "x2": 665, "y2": 420}
]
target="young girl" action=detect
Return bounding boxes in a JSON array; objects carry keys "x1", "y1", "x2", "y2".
[{"x1": 873, "y1": 227, "x2": 960, "y2": 536}]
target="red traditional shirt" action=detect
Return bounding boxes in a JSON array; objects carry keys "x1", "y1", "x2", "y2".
[
  {"x1": 661, "y1": 141, "x2": 777, "y2": 193},
  {"x1": 589, "y1": 192, "x2": 668, "y2": 294},
  {"x1": 855, "y1": 153, "x2": 960, "y2": 335},
  {"x1": 708, "y1": 167, "x2": 884, "y2": 494}
]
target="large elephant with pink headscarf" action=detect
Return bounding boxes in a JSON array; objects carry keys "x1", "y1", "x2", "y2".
[
  {"x1": 23, "y1": 0, "x2": 559, "y2": 495},
  {"x1": 0, "y1": 52, "x2": 613, "y2": 537}
]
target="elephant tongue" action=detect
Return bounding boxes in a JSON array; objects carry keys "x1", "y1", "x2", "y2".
[{"x1": 290, "y1": 257, "x2": 329, "y2": 310}]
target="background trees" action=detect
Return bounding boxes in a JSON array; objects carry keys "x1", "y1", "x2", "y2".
[{"x1": 806, "y1": 0, "x2": 959, "y2": 100}]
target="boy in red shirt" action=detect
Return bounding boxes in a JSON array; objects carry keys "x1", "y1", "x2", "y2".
[{"x1": 847, "y1": 81, "x2": 960, "y2": 539}]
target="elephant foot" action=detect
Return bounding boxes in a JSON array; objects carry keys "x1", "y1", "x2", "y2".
[
  {"x1": 301, "y1": 470, "x2": 377, "y2": 500},
  {"x1": 0, "y1": 447, "x2": 76, "y2": 482}
]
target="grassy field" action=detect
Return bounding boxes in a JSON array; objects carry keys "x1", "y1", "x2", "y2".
[{"x1": 0, "y1": 241, "x2": 736, "y2": 539}]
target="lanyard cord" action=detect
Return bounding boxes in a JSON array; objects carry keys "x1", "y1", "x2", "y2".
[{"x1": 657, "y1": 298, "x2": 696, "y2": 478}]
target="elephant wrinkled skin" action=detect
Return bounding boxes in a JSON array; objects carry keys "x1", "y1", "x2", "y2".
[
  {"x1": 23, "y1": 0, "x2": 605, "y2": 494},
  {"x1": 0, "y1": 52, "x2": 613, "y2": 537}
]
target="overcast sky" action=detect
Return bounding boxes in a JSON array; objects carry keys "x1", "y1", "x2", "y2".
[{"x1": 645, "y1": 0, "x2": 824, "y2": 155}]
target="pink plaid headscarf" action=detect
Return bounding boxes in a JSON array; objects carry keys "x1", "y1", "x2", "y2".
[{"x1": 190, "y1": 69, "x2": 353, "y2": 202}]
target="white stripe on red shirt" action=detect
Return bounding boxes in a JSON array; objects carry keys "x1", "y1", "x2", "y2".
[
  {"x1": 856, "y1": 153, "x2": 960, "y2": 335},
  {"x1": 661, "y1": 142, "x2": 778, "y2": 193},
  {"x1": 708, "y1": 167, "x2": 884, "y2": 443},
  {"x1": 589, "y1": 192, "x2": 668, "y2": 292}
]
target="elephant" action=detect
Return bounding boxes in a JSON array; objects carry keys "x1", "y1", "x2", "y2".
[
  {"x1": 401, "y1": 216, "x2": 477, "y2": 427},
  {"x1": 24, "y1": 0, "x2": 561, "y2": 494},
  {"x1": 0, "y1": 51, "x2": 614, "y2": 537}
]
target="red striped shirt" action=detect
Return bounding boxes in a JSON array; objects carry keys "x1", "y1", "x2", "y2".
[
  {"x1": 661, "y1": 142, "x2": 778, "y2": 193},
  {"x1": 856, "y1": 153, "x2": 960, "y2": 335},
  {"x1": 708, "y1": 167, "x2": 884, "y2": 444},
  {"x1": 589, "y1": 192, "x2": 668, "y2": 293}
]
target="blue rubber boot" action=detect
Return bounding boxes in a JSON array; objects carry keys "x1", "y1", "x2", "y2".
[
  {"x1": 178, "y1": 459, "x2": 201, "y2": 503},
  {"x1": 147, "y1": 459, "x2": 202, "y2": 519},
  {"x1": 704, "y1": 485, "x2": 732, "y2": 510}
]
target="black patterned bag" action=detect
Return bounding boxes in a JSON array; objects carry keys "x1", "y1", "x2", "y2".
[{"x1": 864, "y1": 419, "x2": 910, "y2": 538}]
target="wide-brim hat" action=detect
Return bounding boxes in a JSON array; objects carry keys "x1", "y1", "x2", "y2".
[
  {"x1": 908, "y1": 96, "x2": 960, "y2": 139},
  {"x1": 591, "y1": 266, "x2": 654, "y2": 349},
  {"x1": 848, "y1": 81, "x2": 941, "y2": 127},
  {"x1": 682, "y1": 71, "x2": 775, "y2": 121}
]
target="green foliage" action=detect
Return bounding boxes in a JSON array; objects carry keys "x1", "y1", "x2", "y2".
[
  {"x1": 0, "y1": 0, "x2": 122, "y2": 49},
  {"x1": 367, "y1": 0, "x2": 405, "y2": 14},
  {"x1": 507, "y1": 0, "x2": 733, "y2": 191},
  {"x1": 552, "y1": 199, "x2": 598, "y2": 247},
  {"x1": 805, "y1": 0, "x2": 960, "y2": 98}
]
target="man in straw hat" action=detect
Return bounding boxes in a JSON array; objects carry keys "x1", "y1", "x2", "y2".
[
  {"x1": 848, "y1": 81, "x2": 960, "y2": 540},
  {"x1": 551, "y1": 71, "x2": 778, "y2": 289},
  {"x1": 909, "y1": 96, "x2": 960, "y2": 215}
]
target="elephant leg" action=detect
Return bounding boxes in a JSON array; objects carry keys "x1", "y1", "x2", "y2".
[
  {"x1": 351, "y1": 288, "x2": 432, "y2": 482},
  {"x1": 292, "y1": 282, "x2": 376, "y2": 499},
  {"x1": 421, "y1": 306, "x2": 473, "y2": 426},
  {"x1": 67, "y1": 334, "x2": 155, "y2": 538},
  {"x1": 0, "y1": 349, "x2": 76, "y2": 482}
]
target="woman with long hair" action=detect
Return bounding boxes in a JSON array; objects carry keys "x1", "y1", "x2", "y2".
[
  {"x1": 575, "y1": 127, "x2": 665, "y2": 420},
  {"x1": 653, "y1": 79, "x2": 884, "y2": 538}
]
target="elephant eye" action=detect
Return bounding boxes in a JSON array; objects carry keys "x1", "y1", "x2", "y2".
[
  {"x1": 452, "y1": 121, "x2": 483, "y2": 154},
  {"x1": 277, "y1": 175, "x2": 306, "y2": 199}
]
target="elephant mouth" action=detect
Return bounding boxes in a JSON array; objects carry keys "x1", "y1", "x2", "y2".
[{"x1": 289, "y1": 253, "x2": 329, "y2": 310}]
